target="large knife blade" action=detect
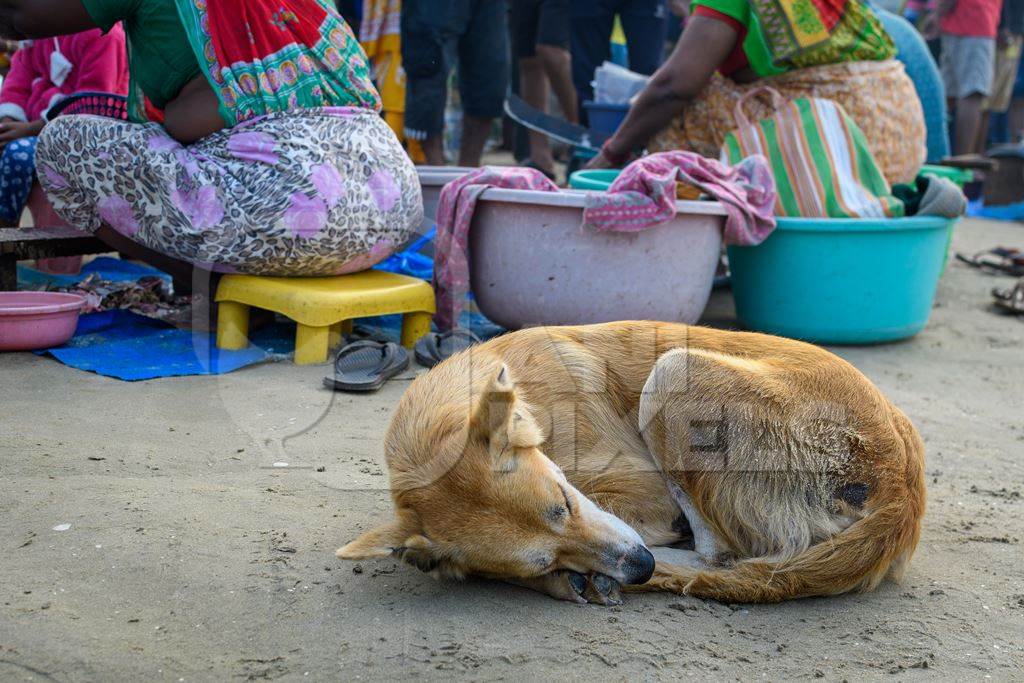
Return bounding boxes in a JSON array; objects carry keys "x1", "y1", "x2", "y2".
[{"x1": 505, "y1": 94, "x2": 610, "y2": 153}]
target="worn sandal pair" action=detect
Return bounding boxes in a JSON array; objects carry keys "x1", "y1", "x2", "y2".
[
  {"x1": 956, "y1": 247, "x2": 1024, "y2": 277},
  {"x1": 323, "y1": 329, "x2": 480, "y2": 393},
  {"x1": 413, "y1": 329, "x2": 480, "y2": 368},
  {"x1": 993, "y1": 278, "x2": 1024, "y2": 315}
]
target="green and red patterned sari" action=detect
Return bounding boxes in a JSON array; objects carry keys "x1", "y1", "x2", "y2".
[
  {"x1": 750, "y1": 0, "x2": 894, "y2": 70},
  {"x1": 691, "y1": 0, "x2": 895, "y2": 77},
  {"x1": 129, "y1": 0, "x2": 382, "y2": 124}
]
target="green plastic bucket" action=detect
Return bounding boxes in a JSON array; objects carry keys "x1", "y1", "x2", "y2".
[{"x1": 920, "y1": 164, "x2": 973, "y2": 188}]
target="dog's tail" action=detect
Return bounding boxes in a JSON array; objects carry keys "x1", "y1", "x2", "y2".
[{"x1": 641, "y1": 419, "x2": 926, "y2": 603}]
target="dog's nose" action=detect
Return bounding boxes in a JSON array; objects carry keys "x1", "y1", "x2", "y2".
[{"x1": 621, "y1": 545, "x2": 656, "y2": 584}]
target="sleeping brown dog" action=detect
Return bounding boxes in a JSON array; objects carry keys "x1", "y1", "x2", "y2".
[{"x1": 338, "y1": 322, "x2": 926, "y2": 604}]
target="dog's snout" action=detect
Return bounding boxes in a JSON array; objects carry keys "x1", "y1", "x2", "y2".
[{"x1": 622, "y1": 546, "x2": 655, "y2": 585}]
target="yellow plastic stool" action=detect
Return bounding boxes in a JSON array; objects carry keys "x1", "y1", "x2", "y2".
[{"x1": 215, "y1": 270, "x2": 435, "y2": 365}]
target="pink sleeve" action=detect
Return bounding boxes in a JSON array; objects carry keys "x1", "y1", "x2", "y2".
[
  {"x1": 36, "y1": 83, "x2": 68, "y2": 119},
  {"x1": 66, "y1": 27, "x2": 129, "y2": 95},
  {"x1": 0, "y1": 49, "x2": 35, "y2": 121}
]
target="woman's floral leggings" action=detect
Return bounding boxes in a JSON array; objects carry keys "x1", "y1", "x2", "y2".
[{"x1": 36, "y1": 108, "x2": 423, "y2": 275}]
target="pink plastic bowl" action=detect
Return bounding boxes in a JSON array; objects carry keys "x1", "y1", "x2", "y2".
[{"x1": 0, "y1": 291, "x2": 85, "y2": 351}]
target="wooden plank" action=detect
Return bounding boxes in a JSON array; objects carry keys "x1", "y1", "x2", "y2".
[
  {"x1": 0, "y1": 226, "x2": 103, "y2": 245},
  {"x1": 0, "y1": 227, "x2": 110, "y2": 261},
  {"x1": 0, "y1": 227, "x2": 112, "y2": 291}
]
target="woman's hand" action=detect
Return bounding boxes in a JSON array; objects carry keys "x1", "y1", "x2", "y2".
[
  {"x1": 590, "y1": 16, "x2": 739, "y2": 157},
  {"x1": 584, "y1": 136, "x2": 633, "y2": 169},
  {"x1": 584, "y1": 149, "x2": 618, "y2": 170},
  {"x1": 0, "y1": 118, "x2": 43, "y2": 144}
]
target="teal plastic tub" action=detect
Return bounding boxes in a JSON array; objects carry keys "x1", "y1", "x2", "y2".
[
  {"x1": 569, "y1": 168, "x2": 955, "y2": 344},
  {"x1": 569, "y1": 169, "x2": 622, "y2": 190},
  {"x1": 727, "y1": 216, "x2": 955, "y2": 344},
  {"x1": 573, "y1": 166, "x2": 973, "y2": 189}
]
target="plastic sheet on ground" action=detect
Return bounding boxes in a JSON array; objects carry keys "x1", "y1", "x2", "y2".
[{"x1": 39, "y1": 310, "x2": 294, "y2": 381}]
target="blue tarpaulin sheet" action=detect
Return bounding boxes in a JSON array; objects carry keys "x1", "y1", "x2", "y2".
[
  {"x1": 39, "y1": 310, "x2": 294, "y2": 381},
  {"x1": 30, "y1": 231, "x2": 502, "y2": 380},
  {"x1": 968, "y1": 198, "x2": 1024, "y2": 222}
]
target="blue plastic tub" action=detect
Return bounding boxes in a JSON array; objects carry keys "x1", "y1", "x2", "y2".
[
  {"x1": 727, "y1": 216, "x2": 955, "y2": 344},
  {"x1": 583, "y1": 101, "x2": 630, "y2": 137}
]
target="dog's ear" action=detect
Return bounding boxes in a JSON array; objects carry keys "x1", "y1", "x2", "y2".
[
  {"x1": 471, "y1": 364, "x2": 516, "y2": 439},
  {"x1": 336, "y1": 510, "x2": 421, "y2": 560},
  {"x1": 470, "y1": 364, "x2": 542, "y2": 451}
]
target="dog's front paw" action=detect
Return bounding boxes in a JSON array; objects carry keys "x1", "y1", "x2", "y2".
[
  {"x1": 511, "y1": 571, "x2": 623, "y2": 605},
  {"x1": 582, "y1": 573, "x2": 623, "y2": 606},
  {"x1": 529, "y1": 569, "x2": 589, "y2": 604}
]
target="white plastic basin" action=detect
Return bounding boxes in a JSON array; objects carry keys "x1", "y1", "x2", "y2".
[{"x1": 469, "y1": 189, "x2": 726, "y2": 329}]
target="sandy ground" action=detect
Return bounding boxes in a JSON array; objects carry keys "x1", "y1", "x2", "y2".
[{"x1": 1, "y1": 217, "x2": 1022, "y2": 682}]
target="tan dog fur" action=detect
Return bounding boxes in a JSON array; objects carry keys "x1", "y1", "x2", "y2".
[{"x1": 339, "y1": 322, "x2": 926, "y2": 603}]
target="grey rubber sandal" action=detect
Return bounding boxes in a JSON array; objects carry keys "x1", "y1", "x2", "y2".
[
  {"x1": 956, "y1": 247, "x2": 1024, "y2": 277},
  {"x1": 414, "y1": 329, "x2": 481, "y2": 368},
  {"x1": 323, "y1": 340, "x2": 410, "y2": 392},
  {"x1": 993, "y1": 278, "x2": 1024, "y2": 315}
]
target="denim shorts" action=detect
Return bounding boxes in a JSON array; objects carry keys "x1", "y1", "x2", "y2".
[
  {"x1": 940, "y1": 33, "x2": 995, "y2": 99},
  {"x1": 401, "y1": 0, "x2": 510, "y2": 139}
]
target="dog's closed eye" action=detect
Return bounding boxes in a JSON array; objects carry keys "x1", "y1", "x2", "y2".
[
  {"x1": 543, "y1": 485, "x2": 574, "y2": 524},
  {"x1": 546, "y1": 504, "x2": 568, "y2": 523},
  {"x1": 558, "y1": 484, "x2": 574, "y2": 515}
]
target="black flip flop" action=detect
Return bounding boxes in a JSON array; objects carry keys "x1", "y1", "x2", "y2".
[
  {"x1": 323, "y1": 340, "x2": 410, "y2": 392},
  {"x1": 414, "y1": 329, "x2": 481, "y2": 368},
  {"x1": 956, "y1": 247, "x2": 1024, "y2": 277},
  {"x1": 993, "y1": 278, "x2": 1024, "y2": 315}
]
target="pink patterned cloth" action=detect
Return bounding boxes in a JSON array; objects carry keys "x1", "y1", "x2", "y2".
[
  {"x1": 433, "y1": 155, "x2": 777, "y2": 331},
  {"x1": 434, "y1": 166, "x2": 559, "y2": 331},
  {"x1": 581, "y1": 151, "x2": 777, "y2": 246}
]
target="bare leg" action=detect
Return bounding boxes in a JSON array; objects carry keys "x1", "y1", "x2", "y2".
[
  {"x1": 976, "y1": 110, "x2": 992, "y2": 152},
  {"x1": 954, "y1": 93, "x2": 985, "y2": 155},
  {"x1": 519, "y1": 55, "x2": 556, "y2": 173},
  {"x1": 420, "y1": 135, "x2": 446, "y2": 166},
  {"x1": 1009, "y1": 97, "x2": 1024, "y2": 141},
  {"x1": 458, "y1": 114, "x2": 493, "y2": 167},
  {"x1": 536, "y1": 44, "x2": 578, "y2": 124}
]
